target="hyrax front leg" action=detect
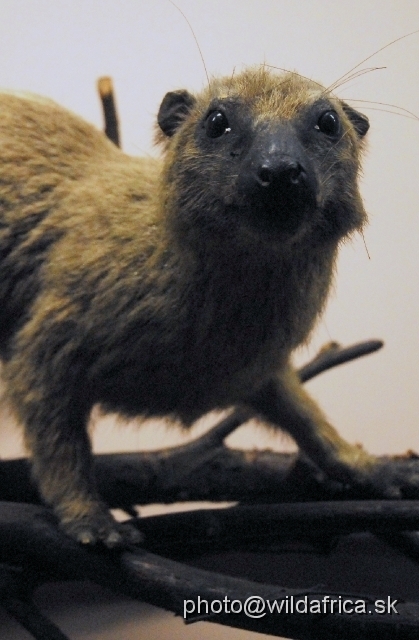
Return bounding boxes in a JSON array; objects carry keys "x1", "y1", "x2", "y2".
[
  {"x1": 248, "y1": 364, "x2": 417, "y2": 496},
  {"x1": 4, "y1": 329, "x2": 141, "y2": 548}
]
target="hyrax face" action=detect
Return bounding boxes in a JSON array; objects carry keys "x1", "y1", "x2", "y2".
[{"x1": 157, "y1": 67, "x2": 369, "y2": 249}]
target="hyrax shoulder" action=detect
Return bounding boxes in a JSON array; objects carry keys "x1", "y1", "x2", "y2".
[{"x1": 0, "y1": 67, "x2": 374, "y2": 546}]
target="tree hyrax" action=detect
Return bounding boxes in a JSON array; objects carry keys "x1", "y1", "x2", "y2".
[{"x1": 0, "y1": 67, "x2": 411, "y2": 546}]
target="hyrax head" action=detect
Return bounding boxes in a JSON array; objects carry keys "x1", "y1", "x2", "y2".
[{"x1": 156, "y1": 67, "x2": 369, "y2": 249}]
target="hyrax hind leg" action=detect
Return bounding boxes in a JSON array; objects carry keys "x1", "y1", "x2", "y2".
[
  {"x1": 248, "y1": 364, "x2": 419, "y2": 497},
  {"x1": 3, "y1": 317, "x2": 142, "y2": 548}
]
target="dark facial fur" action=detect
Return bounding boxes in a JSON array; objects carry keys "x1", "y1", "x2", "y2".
[
  {"x1": 158, "y1": 69, "x2": 368, "y2": 247},
  {"x1": 0, "y1": 68, "x2": 370, "y2": 546}
]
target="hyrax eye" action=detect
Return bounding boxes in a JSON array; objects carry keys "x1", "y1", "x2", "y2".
[
  {"x1": 205, "y1": 111, "x2": 231, "y2": 138},
  {"x1": 316, "y1": 110, "x2": 340, "y2": 137}
]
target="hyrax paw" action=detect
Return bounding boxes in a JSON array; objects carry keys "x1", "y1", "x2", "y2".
[
  {"x1": 353, "y1": 456, "x2": 419, "y2": 499},
  {"x1": 61, "y1": 512, "x2": 143, "y2": 549}
]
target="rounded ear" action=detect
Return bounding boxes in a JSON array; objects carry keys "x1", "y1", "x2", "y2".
[
  {"x1": 157, "y1": 90, "x2": 196, "y2": 137},
  {"x1": 341, "y1": 102, "x2": 370, "y2": 138}
]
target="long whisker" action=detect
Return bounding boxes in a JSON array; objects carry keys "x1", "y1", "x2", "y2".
[
  {"x1": 328, "y1": 28, "x2": 419, "y2": 93},
  {"x1": 264, "y1": 64, "x2": 387, "y2": 102},
  {"x1": 318, "y1": 128, "x2": 352, "y2": 171},
  {"x1": 320, "y1": 156, "x2": 349, "y2": 193},
  {"x1": 168, "y1": 0, "x2": 210, "y2": 87},
  {"x1": 360, "y1": 230, "x2": 371, "y2": 260},
  {"x1": 350, "y1": 106, "x2": 419, "y2": 120},
  {"x1": 326, "y1": 67, "x2": 386, "y2": 94},
  {"x1": 344, "y1": 99, "x2": 419, "y2": 121},
  {"x1": 320, "y1": 159, "x2": 344, "y2": 189},
  {"x1": 263, "y1": 65, "x2": 325, "y2": 91}
]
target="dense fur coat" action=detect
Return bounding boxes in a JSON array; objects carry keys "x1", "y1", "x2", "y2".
[{"x1": 0, "y1": 68, "x2": 408, "y2": 546}]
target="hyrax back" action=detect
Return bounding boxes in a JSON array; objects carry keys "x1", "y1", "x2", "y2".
[{"x1": 0, "y1": 67, "x2": 387, "y2": 547}]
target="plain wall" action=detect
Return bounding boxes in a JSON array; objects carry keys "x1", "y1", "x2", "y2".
[{"x1": 1, "y1": 1, "x2": 419, "y2": 638}]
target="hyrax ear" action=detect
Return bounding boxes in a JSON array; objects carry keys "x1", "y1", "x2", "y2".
[
  {"x1": 341, "y1": 102, "x2": 370, "y2": 138},
  {"x1": 157, "y1": 90, "x2": 196, "y2": 137}
]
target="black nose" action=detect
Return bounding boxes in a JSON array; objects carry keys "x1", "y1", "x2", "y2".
[
  {"x1": 236, "y1": 123, "x2": 318, "y2": 235},
  {"x1": 256, "y1": 160, "x2": 305, "y2": 189}
]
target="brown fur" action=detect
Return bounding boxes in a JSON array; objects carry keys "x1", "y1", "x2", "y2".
[{"x1": 0, "y1": 68, "x2": 406, "y2": 547}]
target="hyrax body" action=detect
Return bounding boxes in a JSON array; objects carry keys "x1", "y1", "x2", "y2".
[{"x1": 0, "y1": 67, "x2": 406, "y2": 546}]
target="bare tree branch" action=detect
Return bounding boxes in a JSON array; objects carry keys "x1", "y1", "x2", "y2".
[
  {"x1": 2, "y1": 596, "x2": 70, "y2": 640},
  {"x1": 2, "y1": 502, "x2": 419, "y2": 639},
  {"x1": 3, "y1": 447, "x2": 419, "y2": 510},
  {"x1": 298, "y1": 339, "x2": 384, "y2": 382},
  {"x1": 98, "y1": 76, "x2": 120, "y2": 147}
]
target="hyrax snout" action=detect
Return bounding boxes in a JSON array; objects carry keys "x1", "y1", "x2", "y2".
[
  {"x1": 233, "y1": 120, "x2": 320, "y2": 235},
  {"x1": 0, "y1": 66, "x2": 412, "y2": 549}
]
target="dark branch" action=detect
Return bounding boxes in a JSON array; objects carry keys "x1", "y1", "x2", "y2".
[
  {"x1": 97, "y1": 76, "x2": 120, "y2": 147},
  {"x1": 298, "y1": 339, "x2": 384, "y2": 382},
  {"x1": 0, "y1": 562, "x2": 69, "y2": 640},
  {"x1": 2, "y1": 596, "x2": 70, "y2": 640},
  {"x1": 138, "y1": 500, "x2": 419, "y2": 556},
  {"x1": 3, "y1": 448, "x2": 419, "y2": 509},
  {"x1": 2, "y1": 502, "x2": 419, "y2": 639}
]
